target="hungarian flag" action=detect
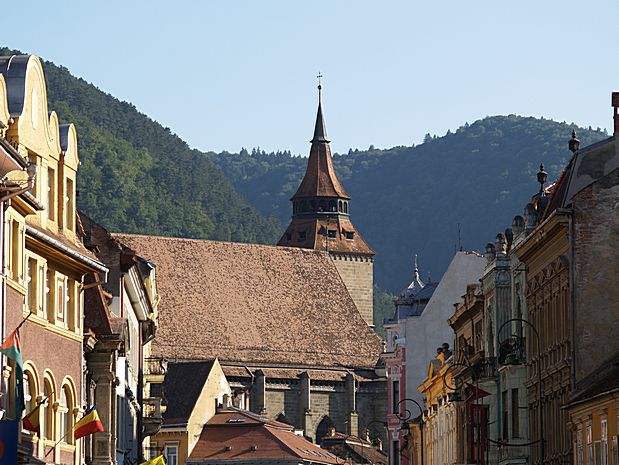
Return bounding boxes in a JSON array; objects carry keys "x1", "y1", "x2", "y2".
[
  {"x1": 74, "y1": 406, "x2": 104, "y2": 440},
  {"x1": 22, "y1": 401, "x2": 43, "y2": 434},
  {"x1": 0, "y1": 329, "x2": 24, "y2": 420}
]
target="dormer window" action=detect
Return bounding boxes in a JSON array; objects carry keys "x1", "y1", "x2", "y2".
[
  {"x1": 345, "y1": 231, "x2": 355, "y2": 240},
  {"x1": 327, "y1": 230, "x2": 337, "y2": 239}
]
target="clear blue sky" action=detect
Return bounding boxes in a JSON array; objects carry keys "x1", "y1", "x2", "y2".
[{"x1": 6, "y1": 1, "x2": 619, "y2": 155}]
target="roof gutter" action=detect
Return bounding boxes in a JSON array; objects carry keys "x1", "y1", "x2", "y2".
[{"x1": 25, "y1": 225, "x2": 109, "y2": 275}]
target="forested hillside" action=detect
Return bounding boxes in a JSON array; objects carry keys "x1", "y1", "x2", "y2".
[
  {"x1": 0, "y1": 47, "x2": 281, "y2": 243},
  {"x1": 210, "y1": 119, "x2": 607, "y2": 292}
]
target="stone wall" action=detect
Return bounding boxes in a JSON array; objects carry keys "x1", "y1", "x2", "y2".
[
  {"x1": 331, "y1": 254, "x2": 374, "y2": 326},
  {"x1": 240, "y1": 373, "x2": 386, "y2": 444},
  {"x1": 572, "y1": 166, "x2": 619, "y2": 383}
]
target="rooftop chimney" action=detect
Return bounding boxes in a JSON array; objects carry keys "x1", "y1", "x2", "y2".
[{"x1": 612, "y1": 92, "x2": 619, "y2": 135}]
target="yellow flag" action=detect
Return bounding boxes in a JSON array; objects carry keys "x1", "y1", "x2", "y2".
[{"x1": 140, "y1": 455, "x2": 166, "y2": 465}]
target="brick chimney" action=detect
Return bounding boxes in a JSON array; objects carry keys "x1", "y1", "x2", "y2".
[{"x1": 612, "y1": 92, "x2": 619, "y2": 134}]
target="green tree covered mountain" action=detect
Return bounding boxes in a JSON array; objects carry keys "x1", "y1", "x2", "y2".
[
  {"x1": 209, "y1": 119, "x2": 607, "y2": 293},
  {"x1": 0, "y1": 47, "x2": 281, "y2": 244}
]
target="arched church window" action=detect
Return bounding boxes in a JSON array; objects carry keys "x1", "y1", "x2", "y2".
[
  {"x1": 338, "y1": 200, "x2": 343, "y2": 212},
  {"x1": 328, "y1": 200, "x2": 337, "y2": 212},
  {"x1": 316, "y1": 416, "x2": 335, "y2": 444},
  {"x1": 318, "y1": 200, "x2": 327, "y2": 212},
  {"x1": 344, "y1": 202, "x2": 349, "y2": 214},
  {"x1": 310, "y1": 201, "x2": 317, "y2": 212}
]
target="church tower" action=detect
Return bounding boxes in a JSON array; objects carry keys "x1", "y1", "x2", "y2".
[{"x1": 277, "y1": 83, "x2": 375, "y2": 326}]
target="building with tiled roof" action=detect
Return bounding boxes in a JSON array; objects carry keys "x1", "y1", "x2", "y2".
[
  {"x1": 187, "y1": 408, "x2": 341, "y2": 465},
  {"x1": 277, "y1": 84, "x2": 375, "y2": 326},
  {"x1": 111, "y1": 233, "x2": 386, "y2": 444},
  {"x1": 149, "y1": 359, "x2": 231, "y2": 465}
]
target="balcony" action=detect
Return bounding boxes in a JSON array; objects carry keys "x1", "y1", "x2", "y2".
[
  {"x1": 144, "y1": 357, "x2": 167, "y2": 383},
  {"x1": 143, "y1": 396, "x2": 164, "y2": 437}
]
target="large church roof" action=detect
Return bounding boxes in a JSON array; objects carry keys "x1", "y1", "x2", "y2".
[{"x1": 112, "y1": 234, "x2": 382, "y2": 370}]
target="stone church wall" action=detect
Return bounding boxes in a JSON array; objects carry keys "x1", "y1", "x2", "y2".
[{"x1": 331, "y1": 254, "x2": 374, "y2": 326}]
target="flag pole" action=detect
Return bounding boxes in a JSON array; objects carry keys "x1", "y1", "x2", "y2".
[
  {"x1": 13, "y1": 311, "x2": 32, "y2": 332},
  {"x1": 44, "y1": 429, "x2": 71, "y2": 457}
]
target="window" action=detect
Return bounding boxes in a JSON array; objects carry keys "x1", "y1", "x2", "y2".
[
  {"x1": 57, "y1": 277, "x2": 65, "y2": 322},
  {"x1": 59, "y1": 386, "x2": 70, "y2": 443},
  {"x1": 601, "y1": 419, "x2": 608, "y2": 465},
  {"x1": 47, "y1": 168, "x2": 55, "y2": 221},
  {"x1": 11, "y1": 220, "x2": 20, "y2": 281},
  {"x1": 577, "y1": 428, "x2": 584, "y2": 465},
  {"x1": 65, "y1": 178, "x2": 74, "y2": 230},
  {"x1": 165, "y1": 445, "x2": 178, "y2": 465},
  {"x1": 27, "y1": 258, "x2": 37, "y2": 312},
  {"x1": 587, "y1": 425, "x2": 593, "y2": 465},
  {"x1": 392, "y1": 380, "x2": 400, "y2": 414},
  {"x1": 327, "y1": 230, "x2": 337, "y2": 238},
  {"x1": 345, "y1": 231, "x2": 354, "y2": 240},
  {"x1": 511, "y1": 388, "x2": 519, "y2": 438},
  {"x1": 23, "y1": 372, "x2": 33, "y2": 419},
  {"x1": 43, "y1": 379, "x2": 54, "y2": 440},
  {"x1": 67, "y1": 280, "x2": 76, "y2": 331},
  {"x1": 45, "y1": 269, "x2": 54, "y2": 322}
]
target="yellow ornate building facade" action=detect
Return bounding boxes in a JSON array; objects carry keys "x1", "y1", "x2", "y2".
[{"x1": 0, "y1": 54, "x2": 107, "y2": 464}]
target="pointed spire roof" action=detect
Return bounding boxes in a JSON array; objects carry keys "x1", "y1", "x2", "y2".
[
  {"x1": 311, "y1": 86, "x2": 329, "y2": 143},
  {"x1": 292, "y1": 84, "x2": 350, "y2": 200}
]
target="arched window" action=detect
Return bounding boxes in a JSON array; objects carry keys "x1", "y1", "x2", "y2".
[
  {"x1": 338, "y1": 200, "x2": 343, "y2": 212},
  {"x1": 344, "y1": 202, "x2": 349, "y2": 214},
  {"x1": 310, "y1": 201, "x2": 317, "y2": 212},
  {"x1": 328, "y1": 200, "x2": 336, "y2": 212},
  {"x1": 318, "y1": 200, "x2": 327, "y2": 212},
  {"x1": 42, "y1": 378, "x2": 54, "y2": 440},
  {"x1": 23, "y1": 371, "x2": 34, "y2": 419},
  {"x1": 59, "y1": 384, "x2": 73, "y2": 444},
  {"x1": 315, "y1": 416, "x2": 335, "y2": 444}
]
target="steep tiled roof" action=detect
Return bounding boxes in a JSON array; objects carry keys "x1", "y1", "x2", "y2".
[
  {"x1": 292, "y1": 141, "x2": 351, "y2": 200},
  {"x1": 111, "y1": 234, "x2": 382, "y2": 369},
  {"x1": 188, "y1": 409, "x2": 340, "y2": 464},
  {"x1": 162, "y1": 360, "x2": 216, "y2": 425},
  {"x1": 278, "y1": 217, "x2": 374, "y2": 255}
]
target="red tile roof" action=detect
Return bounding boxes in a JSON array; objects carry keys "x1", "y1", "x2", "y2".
[
  {"x1": 188, "y1": 409, "x2": 340, "y2": 464},
  {"x1": 111, "y1": 235, "x2": 382, "y2": 370}
]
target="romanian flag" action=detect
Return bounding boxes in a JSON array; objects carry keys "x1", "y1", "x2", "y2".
[
  {"x1": 0, "y1": 329, "x2": 24, "y2": 420},
  {"x1": 22, "y1": 401, "x2": 43, "y2": 434},
  {"x1": 74, "y1": 406, "x2": 104, "y2": 440},
  {"x1": 140, "y1": 456, "x2": 166, "y2": 465}
]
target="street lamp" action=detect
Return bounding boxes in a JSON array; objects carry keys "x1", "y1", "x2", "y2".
[
  {"x1": 498, "y1": 318, "x2": 544, "y2": 465},
  {"x1": 396, "y1": 398, "x2": 424, "y2": 465}
]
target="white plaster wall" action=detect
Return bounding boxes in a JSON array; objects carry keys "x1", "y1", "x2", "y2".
[{"x1": 404, "y1": 252, "x2": 485, "y2": 404}]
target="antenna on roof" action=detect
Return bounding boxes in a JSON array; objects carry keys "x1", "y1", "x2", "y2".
[{"x1": 457, "y1": 223, "x2": 463, "y2": 252}]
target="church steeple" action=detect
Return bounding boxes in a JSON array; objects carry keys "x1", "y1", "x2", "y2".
[
  {"x1": 291, "y1": 83, "x2": 350, "y2": 203},
  {"x1": 277, "y1": 79, "x2": 375, "y2": 326},
  {"x1": 312, "y1": 83, "x2": 329, "y2": 143}
]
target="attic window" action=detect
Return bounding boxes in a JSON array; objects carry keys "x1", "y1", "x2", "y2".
[
  {"x1": 327, "y1": 230, "x2": 337, "y2": 238},
  {"x1": 298, "y1": 231, "x2": 306, "y2": 241},
  {"x1": 345, "y1": 231, "x2": 354, "y2": 240},
  {"x1": 227, "y1": 418, "x2": 246, "y2": 423}
]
